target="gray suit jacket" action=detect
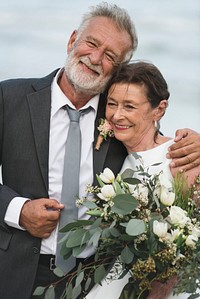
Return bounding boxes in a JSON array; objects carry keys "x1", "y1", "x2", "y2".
[{"x1": 0, "y1": 70, "x2": 127, "y2": 299}]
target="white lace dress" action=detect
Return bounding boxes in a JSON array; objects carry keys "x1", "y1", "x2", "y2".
[{"x1": 86, "y1": 140, "x2": 190, "y2": 299}]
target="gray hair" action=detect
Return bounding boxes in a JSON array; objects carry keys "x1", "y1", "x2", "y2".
[{"x1": 77, "y1": 2, "x2": 138, "y2": 62}]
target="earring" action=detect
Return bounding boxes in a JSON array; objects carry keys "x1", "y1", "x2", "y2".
[{"x1": 154, "y1": 120, "x2": 158, "y2": 129}]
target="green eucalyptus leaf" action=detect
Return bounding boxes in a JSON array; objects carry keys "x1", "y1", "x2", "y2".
[
  {"x1": 75, "y1": 271, "x2": 84, "y2": 287},
  {"x1": 60, "y1": 242, "x2": 72, "y2": 258},
  {"x1": 33, "y1": 286, "x2": 46, "y2": 295},
  {"x1": 44, "y1": 286, "x2": 55, "y2": 299},
  {"x1": 120, "y1": 246, "x2": 134, "y2": 264},
  {"x1": 121, "y1": 168, "x2": 134, "y2": 180},
  {"x1": 73, "y1": 244, "x2": 87, "y2": 257},
  {"x1": 88, "y1": 230, "x2": 101, "y2": 248},
  {"x1": 101, "y1": 227, "x2": 111, "y2": 238},
  {"x1": 83, "y1": 201, "x2": 98, "y2": 209},
  {"x1": 126, "y1": 219, "x2": 146, "y2": 236},
  {"x1": 124, "y1": 177, "x2": 141, "y2": 185},
  {"x1": 86, "y1": 209, "x2": 102, "y2": 217},
  {"x1": 131, "y1": 152, "x2": 142, "y2": 160},
  {"x1": 85, "y1": 277, "x2": 92, "y2": 291},
  {"x1": 66, "y1": 283, "x2": 73, "y2": 299},
  {"x1": 53, "y1": 267, "x2": 64, "y2": 277},
  {"x1": 90, "y1": 217, "x2": 102, "y2": 229},
  {"x1": 110, "y1": 227, "x2": 120, "y2": 237},
  {"x1": 60, "y1": 220, "x2": 93, "y2": 232},
  {"x1": 72, "y1": 284, "x2": 82, "y2": 299},
  {"x1": 111, "y1": 194, "x2": 138, "y2": 215},
  {"x1": 94, "y1": 265, "x2": 107, "y2": 284},
  {"x1": 66, "y1": 229, "x2": 89, "y2": 248}
]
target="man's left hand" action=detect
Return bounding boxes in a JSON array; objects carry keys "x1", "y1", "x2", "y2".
[{"x1": 167, "y1": 128, "x2": 200, "y2": 171}]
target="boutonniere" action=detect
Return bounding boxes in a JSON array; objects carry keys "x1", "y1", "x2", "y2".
[{"x1": 95, "y1": 118, "x2": 114, "y2": 150}]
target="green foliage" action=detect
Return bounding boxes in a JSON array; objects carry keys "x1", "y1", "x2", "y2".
[{"x1": 35, "y1": 167, "x2": 200, "y2": 299}]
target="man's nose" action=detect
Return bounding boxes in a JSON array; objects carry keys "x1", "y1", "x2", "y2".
[{"x1": 89, "y1": 49, "x2": 104, "y2": 65}]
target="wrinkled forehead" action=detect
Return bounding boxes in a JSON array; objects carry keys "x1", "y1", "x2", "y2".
[{"x1": 78, "y1": 16, "x2": 132, "y2": 59}]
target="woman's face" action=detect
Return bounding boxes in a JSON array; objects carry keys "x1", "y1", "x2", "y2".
[{"x1": 106, "y1": 83, "x2": 158, "y2": 151}]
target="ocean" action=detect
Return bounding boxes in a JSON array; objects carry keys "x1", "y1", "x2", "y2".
[{"x1": 0, "y1": 0, "x2": 199, "y2": 136}]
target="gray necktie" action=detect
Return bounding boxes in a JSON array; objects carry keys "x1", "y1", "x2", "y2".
[{"x1": 56, "y1": 105, "x2": 82, "y2": 273}]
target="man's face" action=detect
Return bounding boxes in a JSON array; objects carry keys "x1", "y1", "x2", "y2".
[{"x1": 65, "y1": 16, "x2": 132, "y2": 95}]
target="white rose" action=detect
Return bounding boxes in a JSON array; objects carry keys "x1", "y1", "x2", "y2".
[
  {"x1": 185, "y1": 234, "x2": 198, "y2": 248},
  {"x1": 160, "y1": 186, "x2": 175, "y2": 206},
  {"x1": 168, "y1": 206, "x2": 190, "y2": 228},
  {"x1": 97, "y1": 185, "x2": 116, "y2": 201},
  {"x1": 99, "y1": 168, "x2": 115, "y2": 183},
  {"x1": 153, "y1": 220, "x2": 168, "y2": 238}
]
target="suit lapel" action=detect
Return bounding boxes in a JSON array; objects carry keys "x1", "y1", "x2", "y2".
[
  {"x1": 93, "y1": 94, "x2": 128, "y2": 182},
  {"x1": 93, "y1": 93, "x2": 109, "y2": 177},
  {"x1": 26, "y1": 70, "x2": 58, "y2": 191}
]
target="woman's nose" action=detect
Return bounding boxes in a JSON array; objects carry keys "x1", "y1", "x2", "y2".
[{"x1": 112, "y1": 107, "x2": 124, "y2": 120}]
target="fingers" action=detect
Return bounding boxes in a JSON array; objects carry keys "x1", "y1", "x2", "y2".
[
  {"x1": 174, "y1": 128, "x2": 189, "y2": 142},
  {"x1": 174, "y1": 128, "x2": 198, "y2": 142},
  {"x1": 19, "y1": 198, "x2": 63, "y2": 238},
  {"x1": 170, "y1": 154, "x2": 200, "y2": 171},
  {"x1": 167, "y1": 131, "x2": 200, "y2": 171}
]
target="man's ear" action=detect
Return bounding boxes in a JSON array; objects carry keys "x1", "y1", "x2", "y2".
[
  {"x1": 154, "y1": 100, "x2": 168, "y2": 121},
  {"x1": 67, "y1": 30, "x2": 77, "y2": 54}
]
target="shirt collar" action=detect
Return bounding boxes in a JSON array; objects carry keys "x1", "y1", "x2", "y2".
[{"x1": 51, "y1": 69, "x2": 99, "y2": 117}]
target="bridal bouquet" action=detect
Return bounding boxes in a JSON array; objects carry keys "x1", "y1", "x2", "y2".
[{"x1": 34, "y1": 154, "x2": 200, "y2": 299}]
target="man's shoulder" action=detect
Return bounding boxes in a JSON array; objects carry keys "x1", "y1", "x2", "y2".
[{"x1": 0, "y1": 69, "x2": 60, "y2": 90}]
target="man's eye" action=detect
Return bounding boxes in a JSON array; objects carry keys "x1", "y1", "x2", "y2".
[
  {"x1": 86, "y1": 41, "x2": 97, "y2": 48},
  {"x1": 105, "y1": 53, "x2": 115, "y2": 62},
  {"x1": 105, "y1": 53, "x2": 119, "y2": 66}
]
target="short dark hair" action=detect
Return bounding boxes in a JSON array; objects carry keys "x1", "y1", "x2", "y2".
[{"x1": 106, "y1": 61, "x2": 170, "y2": 108}]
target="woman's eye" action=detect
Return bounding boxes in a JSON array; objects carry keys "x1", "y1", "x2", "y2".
[
  {"x1": 125, "y1": 105, "x2": 135, "y2": 110},
  {"x1": 107, "y1": 102, "x2": 117, "y2": 107}
]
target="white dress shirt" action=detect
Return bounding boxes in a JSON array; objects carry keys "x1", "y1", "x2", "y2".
[{"x1": 5, "y1": 69, "x2": 99, "y2": 256}]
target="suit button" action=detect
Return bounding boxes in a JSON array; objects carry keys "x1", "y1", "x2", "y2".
[{"x1": 33, "y1": 247, "x2": 39, "y2": 254}]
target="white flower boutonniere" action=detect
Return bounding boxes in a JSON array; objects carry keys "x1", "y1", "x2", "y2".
[{"x1": 95, "y1": 118, "x2": 114, "y2": 150}]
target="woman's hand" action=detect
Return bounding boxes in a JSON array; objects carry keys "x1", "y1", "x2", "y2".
[
  {"x1": 146, "y1": 276, "x2": 178, "y2": 299},
  {"x1": 167, "y1": 128, "x2": 200, "y2": 171}
]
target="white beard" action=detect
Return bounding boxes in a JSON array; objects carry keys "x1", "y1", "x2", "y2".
[{"x1": 64, "y1": 50, "x2": 112, "y2": 95}]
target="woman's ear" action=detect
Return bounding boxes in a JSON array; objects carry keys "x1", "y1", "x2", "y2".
[
  {"x1": 67, "y1": 30, "x2": 77, "y2": 54},
  {"x1": 154, "y1": 100, "x2": 168, "y2": 120}
]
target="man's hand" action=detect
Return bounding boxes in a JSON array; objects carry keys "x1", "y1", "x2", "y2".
[
  {"x1": 19, "y1": 198, "x2": 64, "y2": 239},
  {"x1": 167, "y1": 128, "x2": 200, "y2": 171}
]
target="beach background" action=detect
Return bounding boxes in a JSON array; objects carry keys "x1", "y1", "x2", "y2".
[{"x1": 0, "y1": 1, "x2": 199, "y2": 165}]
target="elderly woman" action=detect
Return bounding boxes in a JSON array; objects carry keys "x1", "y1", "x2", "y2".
[
  {"x1": 106, "y1": 61, "x2": 199, "y2": 187},
  {"x1": 86, "y1": 61, "x2": 200, "y2": 299}
]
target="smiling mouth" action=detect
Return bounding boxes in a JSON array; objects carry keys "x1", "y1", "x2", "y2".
[
  {"x1": 114, "y1": 124, "x2": 131, "y2": 130},
  {"x1": 79, "y1": 61, "x2": 100, "y2": 76}
]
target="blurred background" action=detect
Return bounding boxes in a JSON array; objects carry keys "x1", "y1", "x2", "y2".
[{"x1": 0, "y1": 0, "x2": 199, "y2": 137}]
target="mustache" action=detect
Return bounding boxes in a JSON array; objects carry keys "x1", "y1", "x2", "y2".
[{"x1": 79, "y1": 56, "x2": 103, "y2": 75}]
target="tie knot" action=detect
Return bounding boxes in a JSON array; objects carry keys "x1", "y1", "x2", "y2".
[
  {"x1": 66, "y1": 106, "x2": 81, "y2": 123},
  {"x1": 65, "y1": 105, "x2": 92, "y2": 122}
]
